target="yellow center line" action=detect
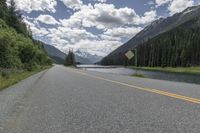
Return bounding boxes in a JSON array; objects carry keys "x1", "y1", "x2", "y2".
[{"x1": 72, "y1": 69, "x2": 200, "y2": 105}]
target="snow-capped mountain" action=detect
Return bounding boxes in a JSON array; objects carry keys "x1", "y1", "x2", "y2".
[
  {"x1": 42, "y1": 43, "x2": 102, "y2": 64},
  {"x1": 75, "y1": 50, "x2": 103, "y2": 64}
]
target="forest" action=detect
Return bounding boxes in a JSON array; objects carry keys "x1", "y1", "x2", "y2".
[
  {"x1": 101, "y1": 16, "x2": 200, "y2": 67},
  {"x1": 0, "y1": 0, "x2": 52, "y2": 71}
]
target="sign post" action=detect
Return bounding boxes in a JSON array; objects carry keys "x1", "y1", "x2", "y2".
[{"x1": 125, "y1": 50, "x2": 134, "y2": 66}]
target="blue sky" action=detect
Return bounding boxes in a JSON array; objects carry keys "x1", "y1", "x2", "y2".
[{"x1": 13, "y1": 0, "x2": 200, "y2": 56}]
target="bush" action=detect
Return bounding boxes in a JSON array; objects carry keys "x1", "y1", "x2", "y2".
[
  {"x1": 1, "y1": 70, "x2": 10, "y2": 78},
  {"x1": 0, "y1": 19, "x2": 52, "y2": 70}
]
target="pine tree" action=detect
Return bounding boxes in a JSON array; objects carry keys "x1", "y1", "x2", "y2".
[
  {"x1": 7, "y1": 0, "x2": 28, "y2": 35},
  {"x1": 64, "y1": 50, "x2": 76, "y2": 66},
  {"x1": 0, "y1": 0, "x2": 8, "y2": 21}
]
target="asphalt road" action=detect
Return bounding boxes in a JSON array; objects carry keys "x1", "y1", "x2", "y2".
[{"x1": 1, "y1": 65, "x2": 200, "y2": 133}]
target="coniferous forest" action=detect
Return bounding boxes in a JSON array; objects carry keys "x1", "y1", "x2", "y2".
[
  {"x1": 0, "y1": 0, "x2": 52, "y2": 71},
  {"x1": 101, "y1": 16, "x2": 200, "y2": 67}
]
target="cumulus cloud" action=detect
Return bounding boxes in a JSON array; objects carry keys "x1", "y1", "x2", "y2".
[
  {"x1": 22, "y1": 1, "x2": 158, "y2": 56},
  {"x1": 168, "y1": 0, "x2": 194, "y2": 14},
  {"x1": 155, "y1": 0, "x2": 195, "y2": 14},
  {"x1": 36, "y1": 15, "x2": 59, "y2": 25},
  {"x1": 103, "y1": 27, "x2": 143, "y2": 39},
  {"x1": 59, "y1": 0, "x2": 83, "y2": 10},
  {"x1": 60, "y1": 3, "x2": 157, "y2": 30},
  {"x1": 155, "y1": 0, "x2": 171, "y2": 6},
  {"x1": 134, "y1": 10, "x2": 157, "y2": 25},
  {"x1": 11, "y1": 0, "x2": 57, "y2": 13}
]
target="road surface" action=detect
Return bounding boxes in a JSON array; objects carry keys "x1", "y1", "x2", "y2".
[{"x1": 1, "y1": 65, "x2": 200, "y2": 133}]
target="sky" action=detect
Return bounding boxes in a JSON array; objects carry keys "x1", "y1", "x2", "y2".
[{"x1": 12, "y1": 0, "x2": 200, "y2": 56}]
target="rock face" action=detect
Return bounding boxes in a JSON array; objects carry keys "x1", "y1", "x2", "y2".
[{"x1": 102, "y1": 5, "x2": 200, "y2": 61}]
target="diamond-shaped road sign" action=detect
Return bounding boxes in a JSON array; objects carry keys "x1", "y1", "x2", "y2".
[{"x1": 125, "y1": 50, "x2": 134, "y2": 60}]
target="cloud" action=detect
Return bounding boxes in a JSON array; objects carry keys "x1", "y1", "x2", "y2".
[
  {"x1": 12, "y1": 0, "x2": 57, "y2": 13},
  {"x1": 36, "y1": 15, "x2": 59, "y2": 25},
  {"x1": 155, "y1": 0, "x2": 195, "y2": 15},
  {"x1": 168, "y1": 0, "x2": 194, "y2": 14},
  {"x1": 155, "y1": 0, "x2": 171, "y2": 6},
  {"x1": 134, "y1": 10, "x2": 157, "y2": 25},
  {"x1": 71, "y1": 39, "x2": 121, "y2": 56},
  {"x1": 103, "y1": 27, "x2": 143, "y2": 39},
  {"x1": 59, "y1": 3, "x2": 138, "y2": 29},
  {"x1": 92, "y1": 0, "x2": 107, "y2": 3},
  {"x1": 23, "y1": 17, "x2": 49, "y2": 38},
  {"x1": 22, "y1": 2, "x2": 158, "y2": 56},
  {"x1": 59, "y1": 0, "x2": 83, "y2": 10},
  {"x1": 60, "y1": 3, "x2": 157, "y2": 30}
]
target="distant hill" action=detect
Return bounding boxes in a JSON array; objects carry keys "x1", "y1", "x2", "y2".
[
  {"x1": 101, "y1": 5, "x2": 200, "y2": 66},
  {"x1": 42, "y1": 44, "x2": 66, "y2": 64},
  {"x1": 42, "y1": 44, "x2": 102, "y2": 64}
]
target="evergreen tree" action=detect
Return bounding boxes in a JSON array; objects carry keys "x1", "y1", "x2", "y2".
[
  {"x1": 7, "y1": 0, "x2": 28, "y2": 35},
  {"x1": 0, "y1": 0, "x2": 8, "y2": 21},
  {"x1": 64, "y1": 50, "x2": 76, "y2": 66}
]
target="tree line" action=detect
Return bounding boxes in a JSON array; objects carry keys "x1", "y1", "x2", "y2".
[
  {"x1": 0, "y1": 0, "x2": 52, "y2": 71},
  {"x1": 101, "y1": 17, "x2": 200, "y2": 67}
]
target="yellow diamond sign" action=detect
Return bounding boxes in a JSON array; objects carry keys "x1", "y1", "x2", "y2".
[{"x1": 125, "y1": 50, "x2": 134, "y2": 60}]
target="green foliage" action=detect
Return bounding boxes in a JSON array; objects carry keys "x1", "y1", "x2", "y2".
[
  {"x1": 0, "y1": 0, "x2": 31, "y2": 36},
  {"x1": 0, "y1": 0, "x2": 52, "y2": 71},
  {"x1": 0, "y1": 21, "x2": 52, "y2": 70},
  {"x1": 64, "y1": 51, "x2": 76, "y2": 66},
  {"x1": 1, "y1": 71, "x2": 10, "y2": 79},
  {"x1": 0, "y1": 19, "x2": 8, "y2": 29},
  {"x1": 135, "y1": 17, "x2": 200, "y2": 67},
  {"x1": 0, "y1": 0, "x2": 52, "y2": 90},
  {"x1": 0, "y1": 0, "x2": 8, "y2": 21},
  {"x1": 0, "y1": 35, "x2": 21, "y2": 68}
]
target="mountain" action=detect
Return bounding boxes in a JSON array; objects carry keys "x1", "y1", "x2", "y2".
[
  {"x1": 42, "y1": 44, "x2": 66, "y2": 64},
  {"x1": 75, "y1": 50, "x2": 103, "y2": 64},
  {"x1": 42, "y1": 44, "x2": 102, "y2": 64},
  {"x1": 101, "y1": 5, "x2": 200, "y2": 64}
]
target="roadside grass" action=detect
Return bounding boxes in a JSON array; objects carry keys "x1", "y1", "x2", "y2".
[
  {"x1": 132, "y1": 73, "x2": 146, "y2": 78},
  {"x1": 0, "y1": 66, "x2": 52, "y2": 91},
  {"x1": 129, "y1": 66, "x2": 200, "y2": 75}
]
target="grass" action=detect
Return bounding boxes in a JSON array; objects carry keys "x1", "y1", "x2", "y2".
[
  {"x1": 0, "y1": 66, "x2": 52, "y2": 91},
  {"x1": 129, "y1": 66, "x2": 200, "y2": 75},
  {"x1": 132, "y1": 73, "x2": 146, "y2": 78}
]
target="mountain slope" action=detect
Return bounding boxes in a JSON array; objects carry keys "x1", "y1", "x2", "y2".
[
  {"x1": 102, "y1": 5, "x2": 200, "y2": 63},
  {"x1": 101, "y1": 11, "x2": 200, "y2": 67},
  {"x1": 42, "y1": 44, "x2": 66, "y2": 64}
]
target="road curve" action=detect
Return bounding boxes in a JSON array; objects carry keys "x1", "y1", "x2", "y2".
[{"x1": 0, "y1": 65, "x2": 200, "y2": 133}]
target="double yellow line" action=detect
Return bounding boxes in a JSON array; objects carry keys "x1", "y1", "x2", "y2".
[{"x1": 73, "y1": 69, "x2": 200, "y2": 105}]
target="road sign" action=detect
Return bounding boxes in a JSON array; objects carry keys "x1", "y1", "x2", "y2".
[{"x1": 125, "y1": 50, "x2": 134, "y2": 60}]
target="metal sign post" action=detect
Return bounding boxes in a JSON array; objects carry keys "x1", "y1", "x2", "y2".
[{"x1": 125, "y1": 50, "x2": 134, "y2": 66}]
